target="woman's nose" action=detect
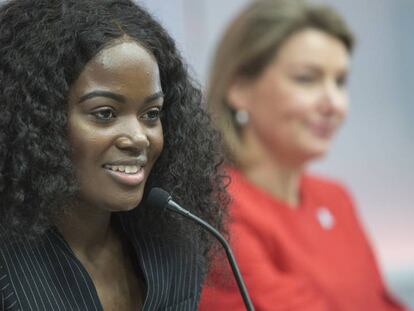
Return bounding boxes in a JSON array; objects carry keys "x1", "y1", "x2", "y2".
[
  {"x1": 319, "y1": 81, "x2": 347, "y2": 115},
  {"x1": 115, "y1": 118, "x2": 150, "y2": 151}
]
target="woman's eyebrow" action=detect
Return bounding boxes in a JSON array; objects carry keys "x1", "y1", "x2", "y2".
[
  {"x1": 78, "y1": 90, "x2": 126, "y2": 104},
  {"x1": 143, "y1": 91, "x2": 164, "y2": 104},
  {"x1": 78, "y1": 90, "x2": 164, "y2": 104}
]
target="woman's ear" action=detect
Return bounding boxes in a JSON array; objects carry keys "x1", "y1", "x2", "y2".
[{"x1": 226, "y1": 77, "x2": 252, "y2": 111}]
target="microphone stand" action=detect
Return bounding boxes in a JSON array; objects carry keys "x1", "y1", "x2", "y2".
[{"x1": 167, "y1": 200, "x2": 255, "y2": 311}]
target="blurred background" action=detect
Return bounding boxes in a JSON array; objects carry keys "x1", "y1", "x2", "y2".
[{"x1": 137, "y1": 0, "x2": 413, "y2": 307}]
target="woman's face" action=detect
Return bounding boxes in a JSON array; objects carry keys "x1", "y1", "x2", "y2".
[
  {"x1": 231, "y1": 28, "x2": 350, "y2": 165},
  {"x1": 67, "y1": 40, "x2": 164, "y2": 212}
]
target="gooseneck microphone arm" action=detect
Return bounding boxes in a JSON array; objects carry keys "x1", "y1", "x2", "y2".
[{"x1": 146, "y1": 188, "x2": 255, "y2": 311}]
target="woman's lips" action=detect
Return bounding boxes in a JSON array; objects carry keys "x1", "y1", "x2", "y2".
[
  {"x1": 309, "y1": 123, "x2": 335, "y2": 139},
  {"x1": 103, "y1": 166, "x2": 145, "y2": 186}
]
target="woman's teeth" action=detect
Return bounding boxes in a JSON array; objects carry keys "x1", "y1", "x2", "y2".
[{"x1": 104, "y1": 165, "x2": 140, "y2": 174}]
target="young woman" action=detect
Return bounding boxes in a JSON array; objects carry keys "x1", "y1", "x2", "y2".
[
  {"x1": 199, "y1": 0, "x2": 406, "y2": 310},
  {"x1": 0, "y1": 0, "x2": 227, "y2": 310}
]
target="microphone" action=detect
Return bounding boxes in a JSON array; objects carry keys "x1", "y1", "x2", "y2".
[{"x1": 146, "y1": 187, "x2": 255, "y2": 311}]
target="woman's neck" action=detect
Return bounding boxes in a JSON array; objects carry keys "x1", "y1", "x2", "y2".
[
  {"x1": 243, "y1": 160, "x2": 302, "y2": 206},
  {"x1": 56, "y1": 202, "x2": 115, "y2": 261},
  {"x1": 238, "y1": 131, "x2": 305, "y2": 207}
]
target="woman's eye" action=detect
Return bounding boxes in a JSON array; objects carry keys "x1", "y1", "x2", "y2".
[
  {"x1": 142, "y1": 108, "x2": 161, "y2": 122},
  {"x1": 336, "y1": 75, "x2": 348, "y2": 88},
  {"x1": 91, "y1": 108, "x2": 116, "y2": 121},
  {"x1": 294, "y1": 75, "x2": 317, "y2": 84}
]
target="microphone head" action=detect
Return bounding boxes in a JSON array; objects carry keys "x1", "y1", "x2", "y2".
[{"x1": 146, "y1": 187, "x2": 171, "y2": 210}]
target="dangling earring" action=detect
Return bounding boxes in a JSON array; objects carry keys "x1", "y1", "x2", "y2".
[{"x1": 235, "y1": 109, "x2": 249, "y2": 126}]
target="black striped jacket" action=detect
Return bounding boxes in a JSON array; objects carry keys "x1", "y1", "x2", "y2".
[{"x1": 0, "y1": 215, "x2": 203, "y2": 310}]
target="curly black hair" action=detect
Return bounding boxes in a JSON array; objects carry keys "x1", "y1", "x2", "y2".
[{"x1": 0, "y1": 0, "x2": 229, "y2": 270}]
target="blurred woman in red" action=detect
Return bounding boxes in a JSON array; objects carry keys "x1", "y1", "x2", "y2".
[{"x1": 199, "y1": 0, "x2": 406, "y2": 310}]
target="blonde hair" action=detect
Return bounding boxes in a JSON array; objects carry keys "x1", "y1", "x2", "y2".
[{"x1": 208, "y1": 0, "x2": 354, "y2": 165}]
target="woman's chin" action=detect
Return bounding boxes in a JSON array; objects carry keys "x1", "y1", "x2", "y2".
[
  {"x1": 305, "y1": 146, "x2": 330, "y2": 162},
  {"x1": 108, "y1": 188, "x2": 145, "y2": 212},
  {"x1": 295, "y1": 142, "x2": 331, "y2": 164},
  {"x1": 107, "y1": 196, "x2": 143, "y2": 213}
]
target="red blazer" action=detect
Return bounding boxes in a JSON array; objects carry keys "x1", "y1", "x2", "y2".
[{"x1": 199, "y1": 167, "x2": 405, "y2": 311}]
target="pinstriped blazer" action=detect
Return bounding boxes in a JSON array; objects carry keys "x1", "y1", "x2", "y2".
[{"x1": 0, "y1": 214, "x2": 203, "y2": 311}]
